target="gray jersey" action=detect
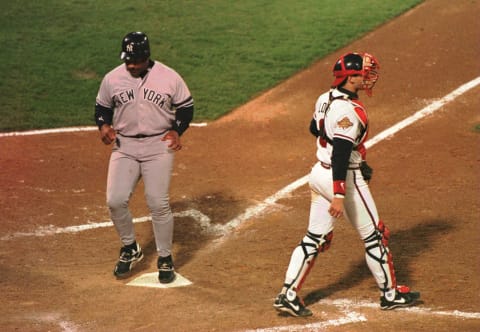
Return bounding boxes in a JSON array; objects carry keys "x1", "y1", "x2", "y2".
[{"x1": 96, "y1": 60, "x2": 193, "y2": 136}]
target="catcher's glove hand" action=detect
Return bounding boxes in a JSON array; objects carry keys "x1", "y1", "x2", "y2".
[{"x1": 360, "y1": 161, "x2": 373, "y2": 182}]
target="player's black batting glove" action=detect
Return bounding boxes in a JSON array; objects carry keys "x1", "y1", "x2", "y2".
[{"x1": 360, "y1": 161, "x2": 373, "y2": 182}]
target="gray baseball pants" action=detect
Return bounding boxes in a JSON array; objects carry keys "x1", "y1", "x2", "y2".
[{"x1": 106, "y1": 135, "x2": 174, "y2": 257}]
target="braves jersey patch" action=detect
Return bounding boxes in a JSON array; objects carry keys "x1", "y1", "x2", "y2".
[{"x1": 337, "y1": 116, "x2": 354, "y2": 129}]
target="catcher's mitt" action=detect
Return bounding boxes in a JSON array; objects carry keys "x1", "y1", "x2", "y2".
[{"x1": 360, "y1": 161, "x2": 373, "y2": 182}]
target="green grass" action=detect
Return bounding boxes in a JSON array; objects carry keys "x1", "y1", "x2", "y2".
[{"x1": 0, "y1": 0, "x2": 421, "y2": 131}]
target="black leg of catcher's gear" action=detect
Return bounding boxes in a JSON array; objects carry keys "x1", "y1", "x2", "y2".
[
  {"x1": 286, "y1": 231, "x2": 333, "y2": 292},
  {"x1": 364, "y1": 221, "x2": 397, "y2": 293},
  {"x1": 274, "y1": 231, "x2": 333, "y2": 317},
  {"x1": 369, "y1": 221, "x2": 421, "y2": 310}
]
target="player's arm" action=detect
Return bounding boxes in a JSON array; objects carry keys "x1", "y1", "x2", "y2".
[
  {"x1": 94, "y1": 103, "x2": 116, "y2": 145},
  {"x1": 329, "y1": 137, "x2": 354, "y2": 218},
  {"x1": 94, "y1": 103, "x2": 113, "y2": 129},
  {"x1": 309, "y1": 118, "x2": 320, "y2": 137},
  {"x1": 172, "y1": 103, "x2": 194, "y2": 136},
  {"x1": 163, "y1": 101, "x2": 194, "y2": 151},
  {"x1": 332, "y1": 137, "x2": 354, "y2": 196}
]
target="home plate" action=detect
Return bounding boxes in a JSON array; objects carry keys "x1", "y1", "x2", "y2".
[{"x1": 127, "y1": 272, "x2": 192, "y2": 288}]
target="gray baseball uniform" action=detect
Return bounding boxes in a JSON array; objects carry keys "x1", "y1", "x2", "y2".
[{"x1": 96, "y1": 60, "x2": 193, "y2": 257}]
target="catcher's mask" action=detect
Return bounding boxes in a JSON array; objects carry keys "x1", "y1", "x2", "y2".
[
  {"x1": 332, "y1": 52, "x2": 380, "y2": 96},
  {"x1": 120, "y1": 31, "x2": 151, "y2": 62}
]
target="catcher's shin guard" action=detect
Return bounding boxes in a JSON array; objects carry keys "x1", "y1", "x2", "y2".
[
  {"x1": 364, "y1": 220, "x2": 397, "y2": 292},
  {"x1": 285, "y1": 231, "x2": 333, "y2": 292}
]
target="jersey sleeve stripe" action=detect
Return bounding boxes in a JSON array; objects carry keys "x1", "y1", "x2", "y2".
[{"x1": 173, "y1": 96, "x2": 194, "y2": 109}]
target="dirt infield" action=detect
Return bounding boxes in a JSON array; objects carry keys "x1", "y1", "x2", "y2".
[{"x1": 1, "y1": 0, "x2": 479, "y2": 331}]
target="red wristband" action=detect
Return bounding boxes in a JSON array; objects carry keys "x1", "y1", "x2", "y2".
[{"x1": 333, "y1": 180, "x2": 346, "y2": 196}]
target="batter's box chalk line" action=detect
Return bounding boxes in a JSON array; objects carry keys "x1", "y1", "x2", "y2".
[
  {"x1": 241, "y1": 298, "x2": 480, "y2": 332},
  {"x1": 127, "y1": 272, "x2": 192, "y2": 289},
  {"x1": 242, "y1": 309, "x2": 367, "y2": 332},
  {"x1": 0, "y1": 209, "x2": 222, "y2": 240}
]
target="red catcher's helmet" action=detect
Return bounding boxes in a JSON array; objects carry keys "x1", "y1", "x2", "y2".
[{"x1": 332, "y1": 52, "x2": 380, "y2": 96}]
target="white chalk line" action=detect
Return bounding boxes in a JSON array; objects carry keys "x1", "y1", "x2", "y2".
[
  {"x1": 243, "y1": 309, "x2": 367, "y2": 332},
  {"x1": 244, "y1": 298, "x2": 480, "y2": 332},
  {"x1": 366, "y1": 76, "x2": 480, "y2": 147},
  {"x1": 0, "y1": 122, "x2": 208, "y2": 137},
  {"x1": 320, "y1": 298, "x2": 480, "y2": 319},
  {"x1": 0, "y1": 209, "x2": 220, "y2": 240},
  {"x1": 25, "y1": 312, "x2": 80, "y2": 332}
]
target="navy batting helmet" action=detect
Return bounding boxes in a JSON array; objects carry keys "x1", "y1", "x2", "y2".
[{"x1": 120, "y1": 31, "x2": 150, "y2": 61}]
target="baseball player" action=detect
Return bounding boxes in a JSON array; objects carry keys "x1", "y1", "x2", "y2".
[
  {"x1": 273, "y1": 52, "x2": 420, "y2": 316},
  {"x1": 94, "y1": 32, "x2": 194, "y2": 283}
]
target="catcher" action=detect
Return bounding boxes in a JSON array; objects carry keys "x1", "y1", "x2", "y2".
[{"x1": 273, "y1": 52, "x2": 420, "y2": 317}]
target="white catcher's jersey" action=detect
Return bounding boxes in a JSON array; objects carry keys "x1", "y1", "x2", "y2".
[
  {"x1": 96, "y1": 60, "x2": 193, "y2": 136},
  {"x1": 313, "y1": 88, "x2": 368, "y2": 165}
]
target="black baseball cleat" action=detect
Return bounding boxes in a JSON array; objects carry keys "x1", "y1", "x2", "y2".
[
  {"x1": 273, "y1": 293, "x2": 313, "y2": 317},
  {"x1": 158, "y1": 255, "x2": 176, "y2": 284},
  {"x1": 113, "y1": 243, "x2": 144, "y2": 278},
  {"x1": 380, "y1": 286, "x2": 421, "y2": 310}
]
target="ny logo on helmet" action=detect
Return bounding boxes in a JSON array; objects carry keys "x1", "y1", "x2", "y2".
[{"x1": 126, "y1": 44, "x2": 134, "y2": 52}]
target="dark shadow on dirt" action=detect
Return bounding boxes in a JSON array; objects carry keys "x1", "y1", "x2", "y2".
[
  {"x1": 171, "y1": 191, "x2": 252, "y2": 226},
  {"x1": 303, "y1": 219, "x2": 453, "y2": 305},
  {"x1": 134, "y1": 192, "x2": 253, "y2": 269}
]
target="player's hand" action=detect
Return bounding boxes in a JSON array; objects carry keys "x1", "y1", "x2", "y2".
[
  {"x1": 162, "y1": 130, "x2": 182, "y2": 151},
  {"x1": 329, "y1": 196, "x2": 344, "y2": 218},
  {"x1": 100, "y1": 124, "x2": 116, "y2": 145}
]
